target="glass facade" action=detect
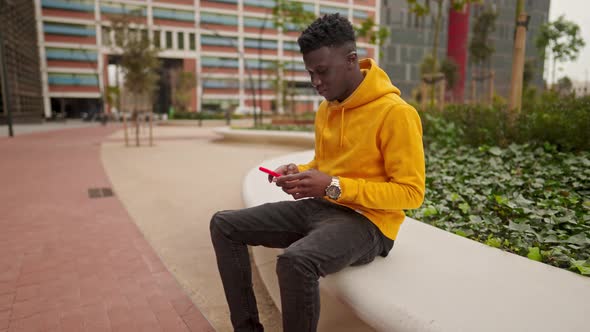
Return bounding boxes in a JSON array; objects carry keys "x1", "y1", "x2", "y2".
[{"x1": 38, "y1": 0, "x2": 380, "y2": 116}]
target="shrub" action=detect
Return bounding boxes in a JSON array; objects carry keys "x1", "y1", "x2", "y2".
[
  {"x1": 419, "y1": 95, "x2": 590, "y2": 151},
  {"x1": 518, "y1": 95, "x2": 590, "y2": 151}
]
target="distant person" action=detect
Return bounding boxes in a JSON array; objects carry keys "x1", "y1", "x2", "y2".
[{"x1": 210, "y1": 13, "x2": 425, "y2": 332}]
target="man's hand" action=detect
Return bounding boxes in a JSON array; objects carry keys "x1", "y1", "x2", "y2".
[
  {"x1": 274, "y1": 169, "x2": 332, "y2": 200},
  {"x1": 268, "y1": 163, "x2": 299, "y2": 183}
]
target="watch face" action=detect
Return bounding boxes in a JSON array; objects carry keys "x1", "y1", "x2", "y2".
[{"x1": 327, "y1": 185, "x2": 341, "y2": 199}]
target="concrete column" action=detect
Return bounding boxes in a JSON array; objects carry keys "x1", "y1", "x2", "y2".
[{"x1": 33, "y1": 0, "x2": 51, "y2": 118}]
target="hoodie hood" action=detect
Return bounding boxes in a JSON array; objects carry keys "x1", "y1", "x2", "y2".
[
  {"x1": 326, "y1": 58, "x2": 400, "y2": 110},
  {"x1": 320, "y1": 58, "x2": 402, "y2": 149}
]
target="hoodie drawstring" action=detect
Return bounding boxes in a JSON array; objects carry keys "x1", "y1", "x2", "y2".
[
  {"x1": 318, "y1": 109, "x2": 328, "y2": 158},
  {"x1": 340, "y1": 108, "x2": 345, "y2": 148}
]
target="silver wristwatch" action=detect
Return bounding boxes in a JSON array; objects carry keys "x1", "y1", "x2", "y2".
[{"x1": 325, "y1": 177, "x2": 342, "y2": 200}]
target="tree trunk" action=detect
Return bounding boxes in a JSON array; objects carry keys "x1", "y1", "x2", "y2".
[
  {"x1": 431, "y1": 0, "x2": 444, "y2": 106},
  {"x1": 135, "y1": 110, "x2": 140, "y2": 147},
  {"x1": 552, "y1": 54, "x2": 557, "y2": 89}
]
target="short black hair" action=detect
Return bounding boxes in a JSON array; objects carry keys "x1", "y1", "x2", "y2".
[{"x1": 297, "y1": 13, "x2": 356, "y2": 54}]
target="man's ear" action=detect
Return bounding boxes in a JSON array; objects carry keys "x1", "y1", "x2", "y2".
[{"x1": 346, "y1": 51, "x2": 358, "y2": 65}]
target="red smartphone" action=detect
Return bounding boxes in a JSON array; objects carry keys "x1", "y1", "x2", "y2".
[{"x1": 259, "y1": 166, "x2": 281, "y2": 178}]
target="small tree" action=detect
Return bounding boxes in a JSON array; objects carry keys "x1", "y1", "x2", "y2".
[
  {"x1": 173, "y1": 71, "x2": 196, "y2": 112},
  {"x1": 440, "y1": 58, "x2": 458, "y2": 90},
  {"x1": 407, "y1": 0, "x2": 480, "y2": 105},
  {"x1": 469, "y1": 7, "x2": 498, "y2": 72},
  {"x1": 356, "y1": 17, "x2": 390, "y2": 56},
  {"x1": 555, "y1": 76, "x2": 573, "y2": 95},
  {"x1": 522, "y1": 58, "x2": 536, "y2": 89},
  {"x1": 469, "y1": 5, "x2": 498, "y2": 103},
  {"x1": 536, "y1": 15, "x2": 585, "y2": 88},
  {"x1": 110, "y1": 13, "x2": 160, "y2": 146},
  {"x1": 272, "y1": 0, "x2": 315, "y2": 116}
]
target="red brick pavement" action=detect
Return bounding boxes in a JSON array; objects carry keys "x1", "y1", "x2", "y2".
[{"x1": 0, "y1": 127, "x2": 214, "y2": 332}]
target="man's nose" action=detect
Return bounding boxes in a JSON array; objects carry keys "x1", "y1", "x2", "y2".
[{"x1": 312, "y1": 76, "x2": 322, "y2": 87}]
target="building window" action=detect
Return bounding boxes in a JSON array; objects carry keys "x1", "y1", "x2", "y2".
[
  {"x1": 201, "y1": 35, "x2": 237, "y2": 47},
  {"x1": 283, "y1": 41, "x2": 298, "y2": 52},
  {"x1": 200, "y1": 12, "x2": 238, "y2": 26},
  {"x1": 166, "y1": 31, "x2": 173, "y2": 48},
  {"x1": 43, "y1": 22, "x2": 95, "y2": 36},
  {"x1": 243, "y1": 0, "x2": 276, "y2": 8},
  {"x1": 201, "y1": 57, "x2": 239, "y2": 68},
  {"x1": 178, "y1": 32, "x2": 185, "y2": 49},
  {"x1": 46, "y1": 48, "x2": 97, "y2": 61},
  {"x1": 353, "y1": 10, "x2": 369, "y2": 20},
  {"x1": 203, "y1": 79, "x2": 240, "y2": 89},
  {"x1": 244, "y1": 38, "x2": 277, "y2": 49},
  {"x1": 153, "y1": 8, "x2": 195, "y2": 22},
  {"x1": 243, "y1": 16, "x2": 275, "y2": 29},
  {"x1": 245, "y1": 80, "x2": 273, "y2": 89},
  {"x1": 245, "y1": 59, "x2": 276, "y2": 69},
  {"x1": 101, "y1": 27, "x2": 111, "y2": 45},
  {"x1": 206, "y1": 0, "x2": 238, "y2": 4},
  {"x1": 153, "y1": 30, "x2": 161, "y2": 48},
  {"x1": 48, "y1": 73, "x2": 99, "y2": 86},
  {"x1": 320, "y1": 5, "x2": 348, "y2": 17},
  {"x1": 285, "y1": 61, "x2": 306, "y2": 72},
  {"x1": 100, "y1": 1, "x2": 145, "y2": 16},
  {"x1": 41, "y1": 0, "x2": 94, "y2": 13},
  {"x1": 189, "y1": 33, "x2": 195, "y2": 50}
]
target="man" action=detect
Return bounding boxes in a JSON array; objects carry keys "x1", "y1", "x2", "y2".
[{"x1": 210, "y1": 13, "x2": 425, "y2": 332}]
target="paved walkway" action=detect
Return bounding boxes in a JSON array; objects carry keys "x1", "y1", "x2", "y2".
[
  {"x1": 100, "y1": 126, "x2": 306, "y2": 331},
  {"x1": 0, "y1": 125, "x2": 214, "y2": 331}
]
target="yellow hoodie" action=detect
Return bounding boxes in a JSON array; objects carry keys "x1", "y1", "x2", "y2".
[{"x1": 298, "y1": 58, "x2": 425, "y2": 240}]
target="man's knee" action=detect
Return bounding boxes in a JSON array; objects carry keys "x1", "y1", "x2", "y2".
[
  {"x1": 210, "y1": 210, "x2": 232, "y2": 240},
  {"x1": 276, "y1": 250, "x2": 320, "y2": 280}
]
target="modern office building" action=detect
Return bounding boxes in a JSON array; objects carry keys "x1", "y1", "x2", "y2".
[
  {"x1": 380, "y1": 0, "x2": 550, "y2": 102},
  {"x1": 0, "y1": 0, "x2": 45, "y2": 123},
  {"x1": 35, "y1": 0, "x2": 381, "y2": 119}
]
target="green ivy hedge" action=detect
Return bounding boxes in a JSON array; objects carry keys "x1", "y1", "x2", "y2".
[
  {"x1": 421, "y1": 95, "x2": 590, "y2": 151},
  {"x1": 406, "y1": 142, "x2": 590, "y2": 275},
  {"x1": 414, "y1": 96, "x2": 590, "y2": 275}
]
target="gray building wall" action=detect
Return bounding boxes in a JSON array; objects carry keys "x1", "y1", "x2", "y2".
[
  {"x1": 0, "y1": 0, "x2": 44, "y2": 123},
  {"x1": 380, "y1": 0, "x2": 550, "y2": 102},
  {"x1": 380, "y1": 0, "x2": 449, "y2": 98},
  {"x1": 466, "y1": 0, "x2": 550, "y2": 99}
]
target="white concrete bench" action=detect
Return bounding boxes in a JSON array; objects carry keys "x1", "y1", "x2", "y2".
[
  {"x1": 214, "y1": 127, "x2": 315, "y2": 147},
  {"x1": 243, "y1": 150, "x2": 590, "y2": 332}
]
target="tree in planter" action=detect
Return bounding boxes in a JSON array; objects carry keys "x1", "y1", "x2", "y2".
[
  {"x1": 172, "y1": 71, "x2": 196, "y2": 113},
  {"x1": 272, "y1": 2, "x2": 390, "y2": 116},
  {"x1": 468, "y1": 5, "x2": 498, "y2": 103},
  {"x1": 355, "y1": 17, "x2": 390, "y2": 57},
  {"x1": 109, "y1": 13, "x2": 160, "y2": 147},
  {"x1": 271, "y1": 0, "x2": 315, "y2": 117},
  {"x1": 407, "y1": 0, "x2": 480, "y2": 105},
  {"x1": 419, "y1": 55, "x2": 457, "y2": 108},
  {"x1": 536, "y1": 15, "x2": 585, "y2": 89},
  {"x1": 555, "y1": 76, "x2": 573, "y2": 96}
]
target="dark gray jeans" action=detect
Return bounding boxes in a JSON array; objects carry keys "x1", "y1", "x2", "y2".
[{"x1": 210, "y1": 198, "x2": 393, "y2": 332}]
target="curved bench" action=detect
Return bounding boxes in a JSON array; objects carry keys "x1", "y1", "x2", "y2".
[
  {"x1": 213, "y1": 127, "x2": 314, "y2": 147},
  {"x1": 243, "y1": 150, "x2": 590, "y2": 332}
]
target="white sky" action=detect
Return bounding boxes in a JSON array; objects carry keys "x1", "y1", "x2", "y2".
[{"x1": 547, "y1": 0, "x2": 589, "y2": 83}]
